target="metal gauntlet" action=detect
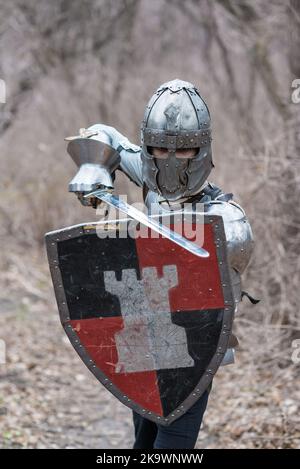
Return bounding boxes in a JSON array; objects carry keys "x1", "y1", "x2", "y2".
[
  {"x1": 68, "y1": 137, "x2": 120, "y2": 191},
  {"x1": 67, "y1": 136, "x2": 121, "y2": 206}
]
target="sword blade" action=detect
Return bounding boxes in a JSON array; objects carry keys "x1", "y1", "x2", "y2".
[{"x1": 85, "y1": 189, "x2": 209, "y2": 258}]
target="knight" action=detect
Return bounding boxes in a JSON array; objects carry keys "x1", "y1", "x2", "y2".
[{"x1": 65, "y1": 79, "x2": 254, "y2": 449}]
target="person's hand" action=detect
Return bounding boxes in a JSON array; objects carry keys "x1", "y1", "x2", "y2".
[
  {"x1": 69, "y1": 164, "x2": 114, "y2": 208},
  {"x1": 76, "y1": 191, "x2": 103, "y2": 209}
]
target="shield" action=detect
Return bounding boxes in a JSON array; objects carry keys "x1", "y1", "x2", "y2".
[{"x1": 45, "y1": 213, "x2": 234, "y2": 426}]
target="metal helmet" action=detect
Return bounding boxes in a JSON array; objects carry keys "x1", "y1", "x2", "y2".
[{"x1": 141, "y1": 79, "x2": 213, "y2": 201}]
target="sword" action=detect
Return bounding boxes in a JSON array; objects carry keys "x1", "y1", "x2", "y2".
[{"x1": 84, "y1": 189, "x2": 209, "y2": 258}]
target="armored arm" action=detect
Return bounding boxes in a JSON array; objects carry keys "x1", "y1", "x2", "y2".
[{"x1": 66, "y1": 125, "x2": 142, "y2": 207}]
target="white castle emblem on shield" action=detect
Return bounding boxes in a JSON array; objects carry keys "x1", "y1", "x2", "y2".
[{"x1": 104, "y1": 266, "x2": 194, "y2": 373}]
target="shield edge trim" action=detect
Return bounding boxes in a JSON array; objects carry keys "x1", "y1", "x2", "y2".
[{"x1": 45, "y1": 214, "x2": 235, "y2": 426}]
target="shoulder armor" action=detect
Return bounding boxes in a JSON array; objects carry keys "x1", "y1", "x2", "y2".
[
  {"x1": 117, "y1": 139, "x2": 141, "y2": 153},
  {"x1": 205, "y1": 200, "x2": 254, "y2": 274},
  {"x1": 195, "y1": 182, "x2": 233, "y2": 203}
]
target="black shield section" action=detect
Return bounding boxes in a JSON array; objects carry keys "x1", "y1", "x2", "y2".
[
  {"x1": 57, "y1": 233, "x2": 140, "y2": 320},
  {"x1": 156, "y1": 308, "x2": 223, "y2": 417}
]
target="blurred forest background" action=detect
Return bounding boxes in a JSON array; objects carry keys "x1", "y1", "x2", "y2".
[{"x1": 0, "y1": 0, "x2": 299, "y2": 448}]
